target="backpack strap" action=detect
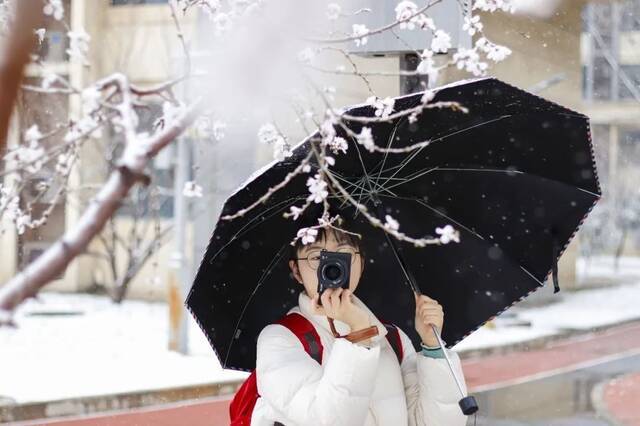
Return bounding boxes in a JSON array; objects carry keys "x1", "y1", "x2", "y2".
[
  {"x1": 275, "y1": 312, "x2": 323, "y2": 364},
  {"x1": 382, "y1": 323, "x2": 404, "y2": 364}
]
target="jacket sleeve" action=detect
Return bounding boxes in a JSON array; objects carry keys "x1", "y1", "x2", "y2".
[
  {"x1": 398, "y1": 327, "x2": 468, "y2": 426},
  {"x1": 255, "y1": 323, "x2": 382, "y2": 425}
]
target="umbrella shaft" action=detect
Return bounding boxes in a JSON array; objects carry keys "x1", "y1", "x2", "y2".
[{"x1": 430, "y1": 323, "x2": 466, "y2": 398}]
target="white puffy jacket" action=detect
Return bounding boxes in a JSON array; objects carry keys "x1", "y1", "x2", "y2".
[{"x1": 251, "y1": 290, "x2": 468, "y2": 425}]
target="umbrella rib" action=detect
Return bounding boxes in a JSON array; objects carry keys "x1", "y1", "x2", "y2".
[
  {"x1": 223, "y1": 242, "x2": 291, "y2": 366},
  {"x1": 380, "y1": 194, "x2": 548, "y2": 290},
  {"x1": 376, "y1": 115, "x2": 513, "y2": 190},
  {"x1": 385, "y1": 167, "x2": 601, "y2": 197},
  {"x1": 379, "y1": 194, "x2": 485, "y2": 241},
  {"x1": 373, "y1": 116, "x2": 406, "y2": 191},
  {"x1": 209, "y1": 196, "x2": 305, "y2": 263}
]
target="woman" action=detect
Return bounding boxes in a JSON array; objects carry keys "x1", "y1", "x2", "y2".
[{"x1": 252, "y1": 224, "x2": 469, "y2": 425}]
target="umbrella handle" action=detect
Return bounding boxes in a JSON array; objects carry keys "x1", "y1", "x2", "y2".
[{"x1": 429, "y1": 324, "x2": 479, "y2": 416}]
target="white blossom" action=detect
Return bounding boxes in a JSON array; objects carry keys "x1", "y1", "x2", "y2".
[
  {"x1": 213, "y1": 12, "x2": 232, "y2": 35},
  {"x1": 367, "y1": 96, "x2": 395, "y2": 118},
  {"x1": 258, "y1": 123, "x2": 281, "y2": 145},
  {"x1": 462, "y1": 15, "x2": 483, "y2": 36},
  {"x1": 55, "y1": 151, "x2": 74, "y2": 175},
  {"x1": 325, "y1": 156, "x2": 335, "y2": 166},
  {"x1": 65, "y1": 115, "x2": 102, "y2": 142},
  {"x1": 324, "y1": 136, "x2": 348, "y2": 155},
  {"x1": 163, "y1": 101, "x2": 186, "y2": 127},
  {"x1": 41, "y1": 72, "x2": 58, "y2": 90},
  {"x1": 272, "y1": 138, "x2": 293, "y2": 161},
  {"x1": 288, "y1": 205, "x2": 304, "y2": 220},
  {"x1": 306, "y1": 173, "x2": 328, "y2": 203},
  {"x1": 25, "y1": 125, "x2": 42, "y2": 144},
  {"x1": 326, "y1": 3, "x2": 341, "y2": 20},
  {"x1": 417, "y1": 49, "x2": 438, "y2": 82},
  {"x1": 212, "y1": 120, "x2": 226, "y2": 141},
  {"x1": 472, "y1": 0, "x2": 516, "y2": 13},
  {"x1": 476, "y1": 37, "x2": 512, "y2": 62},
  {"x1": 453, "y1": 47, "x2": 488, "y2": 76},
  {"x1": 431, "y1": 29, "x2": 451, "y2": 53},
  {"x1": 298, "y1": 47, "x2": 315, "y2": 64},
  {"x1": 352, "y1": 24, "x2": 369, "y2": 47},
  {"x1": 435, "y1": 224, "x2": 460, "y2": 244},
  {"x1": 35, "y1": 28, "x2": 46, "y2": 44},
  {"x1": 67, "y1": 29, "x2": 90, "y2": 63},
  {"x1": 356, "y1": 126, "x2": 375, "y2": 152},
  {"x1": 81, "y1": 86, "x2": 101, "y2": 115},
  {"x1": 384, "y1": 214, "x2": 400, "y2": 231},
  {"x1": 297, "y1": 227, "x2": 318, "y2": 245},
  {"x1": 43, "y1": 0, "x2": 64, "y2": 21},
  {"x1": 183, "y1": 181, "x2": 203, "y2": 198},
  {"x1": 395, "y1": 1, "x2": 418, "y2": 30}
]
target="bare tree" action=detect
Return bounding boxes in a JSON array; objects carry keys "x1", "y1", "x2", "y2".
[{"x1": 0, "y1": 0, "x2": 519, "y2": 323}]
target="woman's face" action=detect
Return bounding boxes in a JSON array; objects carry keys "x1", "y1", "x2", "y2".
[{"x1": 288, "y1": 229, "x2": 364, "y2": 299}]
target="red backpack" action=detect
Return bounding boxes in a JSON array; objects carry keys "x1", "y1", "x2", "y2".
[{"x1": 229, "y1": 312, "x2": 404, "y2": 426}]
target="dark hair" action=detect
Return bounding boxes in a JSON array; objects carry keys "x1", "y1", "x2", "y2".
[{"x1": 289, "y1": 223, "x2": 366, "y2": 266}]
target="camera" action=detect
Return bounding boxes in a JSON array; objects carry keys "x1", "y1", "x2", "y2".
[{"x1": 317, "y1": 249, "x2": 352, "y2": 305}]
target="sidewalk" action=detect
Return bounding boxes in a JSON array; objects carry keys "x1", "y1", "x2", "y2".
[{"x1": 3, "y1": 263, "x2": 640, "y2": 423}]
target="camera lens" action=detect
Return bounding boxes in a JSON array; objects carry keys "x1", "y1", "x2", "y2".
[{"x1": 324, "y1": 264, "x2": 342, "y2": 281}]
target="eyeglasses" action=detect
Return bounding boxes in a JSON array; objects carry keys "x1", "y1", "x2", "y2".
[{"x1": 294, "y1": 248, "x2": 361, "y2": 270}]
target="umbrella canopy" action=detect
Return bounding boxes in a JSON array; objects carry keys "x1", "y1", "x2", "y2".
[{"x1": 187, "y1": 77, "x2": 601, "y2": 372}]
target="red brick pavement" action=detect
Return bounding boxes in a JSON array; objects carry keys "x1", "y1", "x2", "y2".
[{"x1": 14, "y1": 322, "x2": 640, "y2": 426}]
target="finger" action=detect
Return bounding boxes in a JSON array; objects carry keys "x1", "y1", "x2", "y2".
[
  {"x1": 418, "y1": 306, "x2": 443, "y2": 316},
  {"x1": 418, "y1": 294, "x2": 437, "y2": 303},
  {"x1": 321, "y1": 290, "x2": 332, "y2": 311}
]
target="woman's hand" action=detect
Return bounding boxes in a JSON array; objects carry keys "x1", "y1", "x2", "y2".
[
  {"x1": 311, "y1": 288, "x2": 370, "y2": 330},
  {"x1": 414, "y1": 292, "x2": 444, "y2": 347}
]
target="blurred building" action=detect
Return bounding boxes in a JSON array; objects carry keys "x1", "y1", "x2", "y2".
[
  {"x1": 0, "y1": 0, "x2": 609, "y2": 301},
  {"x1": 581, "y1": 0, "x2": 640, "y2": 256}
]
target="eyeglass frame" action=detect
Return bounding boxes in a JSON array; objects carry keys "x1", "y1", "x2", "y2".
[{"x1": 293, "y1": 248, "x2": 361, "y2": 270}]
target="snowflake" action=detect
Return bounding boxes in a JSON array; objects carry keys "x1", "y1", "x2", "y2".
[
  {"x1": 367, "y1": 96, "x2": 395, "y2": 118},
  {"x1": 183, "y1": 181, "x2": 203, "y2": 198},
  {"x1": 435, "y1": 225, "x2": 460, "y2": 244},
  {"x1": 431, "y1": 29, "x2": 451, "y2": 53},
  {"x1": 297, "y1": 227, "x2": 319, "y2": 245},
  {"x1": 67, "y1": 29, "x2": 90, "y2": 63},
  {"x1": 356, "y1": 127, "x2": 375, "y2": 152},
  {"x1": 384, "y1": 214, "x2": 400, "y2": 231},
  {"x1": 306, "y1": 173, "x2": 328, "y2": 203},
  {"x1": 462, "y1": 15, "x2": 483, "y2": 36},
  {"x1": 352, "y1": 24, "x2": 369, "y2": 47},
  {"x1": 272, "y1": 138, "x2": 293, "y2": 161}
]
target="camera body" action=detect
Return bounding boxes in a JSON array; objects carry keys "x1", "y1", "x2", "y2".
[{"x1": 317, "y1": 249, "x2": 352, "y2": 305}]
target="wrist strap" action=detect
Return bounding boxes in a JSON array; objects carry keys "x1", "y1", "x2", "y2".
[{"x1": 328, "y1": 318, "x2": 379, "y2": 343}]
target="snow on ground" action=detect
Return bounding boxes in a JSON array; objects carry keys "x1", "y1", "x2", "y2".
[
  {"x1": 0, "y1": 293, "x2": 247, "y2": 404},
  {"x1": 453, "y1": 279, "x2": 640, "y2": 352},
  {"x1": 2, "y1": 256, "x2": 640, "y2": 405}
]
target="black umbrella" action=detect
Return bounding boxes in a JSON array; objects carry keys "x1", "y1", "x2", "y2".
[{"x1": 187, "y1": 77, "x2": 601, "y2": 376}]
